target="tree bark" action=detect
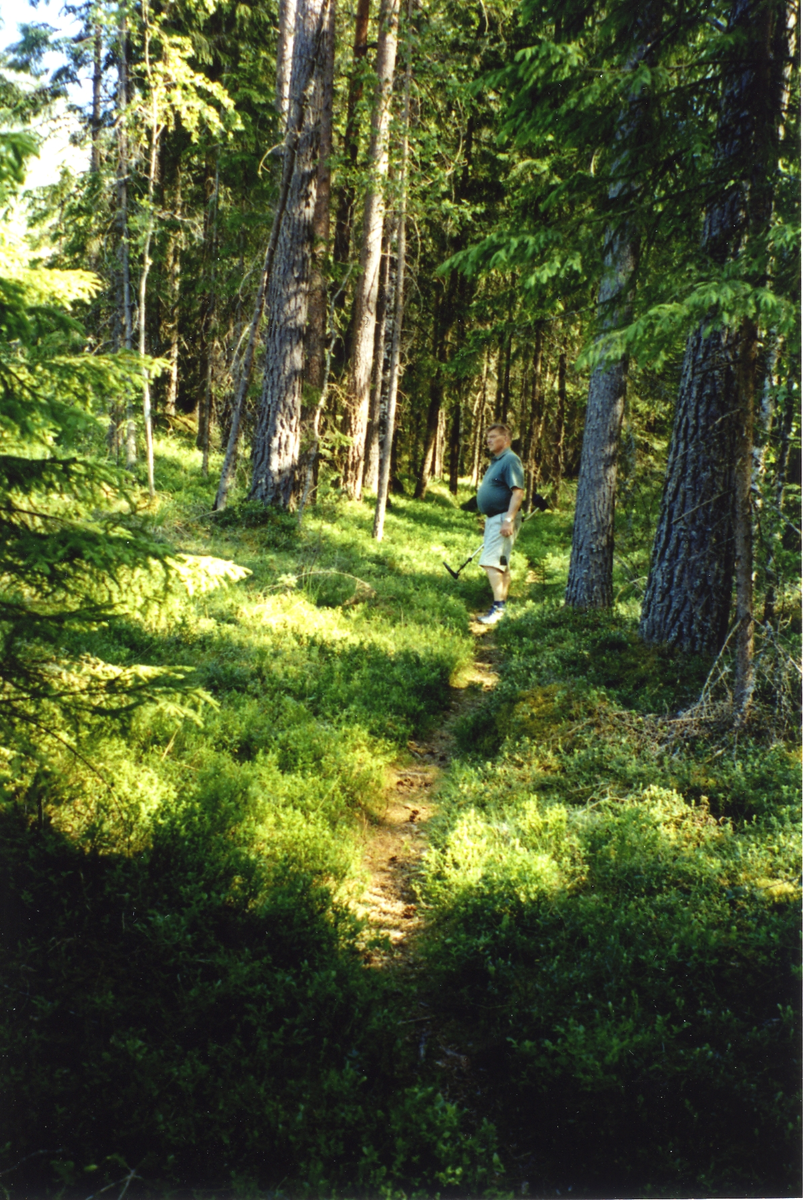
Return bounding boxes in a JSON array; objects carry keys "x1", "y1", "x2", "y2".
[
  {"x1": 276, "y1": 0, "x2": 298, "y2": 128},
  {"x1": 333, "y1": 0, "x2": 372, "y2": 267},
  {"x1": 304, "y1": 0, "x2": 335, "y2": 391},
  {"x1": 249, "y1": 0, "x2": 331, "y2": 507},
  {"x1": 363, "y1": 219, "x2": 392, "y2": 492},
  {"x1": 565, "y1": 2, "x2": 661, "y2": 609},
  {"x1": 640, "y1": 0, "x2": 793, "y2": 653},
  {"x1": 448, "y1": 398, "x2": 461, "y2": 494},
  {"x1": 116, "y1": 9, "x2": 136, "y2": 469},
  {"x1": 215, "y1": 0, "x2": 328, "y2": 511},
  {"x1": 91, "y1": 22, "x2": 102, "y2": 174},
  {"x1": 138, "y1": 15, "x2": 161, "y2": 500},
  {"x1": 553, "y1": 345, "x2": 567, "y2": 493},
  {"x1": 342, "y1": 0, "x2": 400, "y2": 499},
  {"x1": 373, "y1": 4, "x2": 411, "y2": 542},
  {"x1": 523, "y1": 325, "x2": 544, "y2": 512},
  {"x1": 162, "y1": 165, "x2": 182, "y2": 418}
]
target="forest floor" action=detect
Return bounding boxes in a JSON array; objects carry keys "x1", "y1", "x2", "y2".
[{"x1": 356, "y1": 623, "x2": 500, "y2": 970}]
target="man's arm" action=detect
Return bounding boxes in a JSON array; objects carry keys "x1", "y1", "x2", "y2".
[{"x1": 500, "y1": 488, "x2": 523, "y2": 538}]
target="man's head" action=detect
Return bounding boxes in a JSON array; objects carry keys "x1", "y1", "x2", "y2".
[{"x1": 486, "y1": 424, "x2": 512, "y2": 456}]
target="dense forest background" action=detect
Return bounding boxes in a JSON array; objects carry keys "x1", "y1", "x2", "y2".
[{"x1": 0, "y1": 0, "x2": 800, "y2": 1196}]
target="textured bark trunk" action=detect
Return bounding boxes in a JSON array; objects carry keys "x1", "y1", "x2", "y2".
[
  {"x1": 732, "y1": 318, "x2": 758, "y2": 719},
  {"x1": 342, "y1": 0, "x2": 400, "y2": 499},
  {"x1": 432, "y1": 408, "x2": 445, "y2": 479},
  {"x1": 162, "y1": 166, "x2": 182, "y2": 418},
  {"x1": 565, "y1": 2, "x2": 661, "y2": 609},
  {"x1": 524, "y1": 325, "x2": 544, "y2": 512},
  {"x1": 553, "y1": 346, "x2": 567, "y2": 493},
  {"x1": 470, "y1": 349, "x2": 489, "y2": 488},
  {"x1": 116, "y1": 12, "x2": 136, "y2": 469},
  {"x1": 333, "y1": 0, "x2": 372, "y2": 267},
  {"x1": 199, "y1": 154, "x2": 220, "y2": 478},
  {"x1": 294, "y1": 0, "x2": 335, "y2": 506},
  {"x1": 91, "y1": 23, "x2": 102, "y2": 174},
  {"x1": 564, "y1": 243, "x2": 634, "y2": 609},
  {"x1": 448, "y1": 399, "x2": 461, "y2": 494},
  {"x1": 373, "y1": 8, "x2": 410, "y2": 543},
  {"x1": 249, "y1": 0, "x2": 331, "y2": 507},
  {"x1": 363, "y1": 221, "x2": 392, "y2": 492},
  {"x1": 304, "y1": 0, "x2": 335, "y2": 391},
  {"x1": 276, "y1": 0, "x2": 298, "y2": 127},
  {"x1": 216, "y1": 0, "x2": 328, "y2": 511},
  {"x1": 138, "y1": 34, "x2": 161, "y2": 500},
  {"x1": 640, "y1": 0, "x2": 793, "y2": 652}
]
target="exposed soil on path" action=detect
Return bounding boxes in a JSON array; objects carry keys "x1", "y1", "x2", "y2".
[{"x1": 357, "y1": 625, "x2": 500, "y2": 968}]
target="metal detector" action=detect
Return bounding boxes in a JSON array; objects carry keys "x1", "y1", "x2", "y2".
[{"x1": 442, "y1": 493, "x2": 550, "y2": 581}]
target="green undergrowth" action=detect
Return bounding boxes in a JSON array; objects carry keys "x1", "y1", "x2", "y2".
[
  {"x1": 2, "y1": 436, "x2": 800, "y2": 1199},
  {"x1": 416, "y1": 598, "x2": 801, "y2": 1195}
]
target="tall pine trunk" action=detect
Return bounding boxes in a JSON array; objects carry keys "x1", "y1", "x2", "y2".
[
  {"x1": 565, "y1": 2, "x2": 661, "y2": 608},
  {"x1": 373, "y1": 0, "x2": 411, "y2": 543},
  {"x1": 333, "y1": 0, "x2": 371, "y2": 267},
  {"x1": 363, "y1": 220, "x2": 392, "y2": 492},
  {"x1": 116, "y1": 8, "x2": 136, "y2": 470},
  {"x1": 640, "y1": 0, "x2": 793, "y2": 661},
  {"x1": 342, "y1": 0, "x2": 400, "y2": 499},
  {"x1": 215, "y1": 0, "x2": 327, "y2": 511},
  {"x1": 249, "y1": 0, "x2": 331, "y2": 507}
]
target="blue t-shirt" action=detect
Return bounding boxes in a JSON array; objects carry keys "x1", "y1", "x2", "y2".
[{"x1": 476, "y1": 448, "x2": 525, "y2": 516}]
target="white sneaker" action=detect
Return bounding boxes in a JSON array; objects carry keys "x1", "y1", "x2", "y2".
[{"x1": 476, "y1": 603, "x2": 506, "y2": 626}]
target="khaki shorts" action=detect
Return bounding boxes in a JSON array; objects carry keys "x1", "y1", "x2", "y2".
[{"x1": 479, "y1": 512, "x2": 522, "y2": 570}]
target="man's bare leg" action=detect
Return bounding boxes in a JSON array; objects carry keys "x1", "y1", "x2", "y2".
[{"x1": 484, "y1": 566, "x2": 511, "y2": 603}]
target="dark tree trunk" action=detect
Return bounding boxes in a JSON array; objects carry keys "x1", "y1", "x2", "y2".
[
  {"x1": 523, "y1": 325, "x2": 544, "y2": 511},
  {"x1": 448, "y1": 399, "x2": 461, "y2": 494},
  {"x1": 304, "y1": 0, "x2": 335, "y2": 392},
  {"x1": 294, "y1": 0, "x2": 336, "y2": 506},
  {"x1": 91, "y1": 23, "x2": 102, "y2": 173},
  {"x1": 640, "y1": 0, "x2": 793, "y2": 654},
  {"x1": 565, "y1": 1, "x2": 661, "y2": 609},
  {"x1": 333, "y1": 0, "x2": 372, "y2": 267},
  {"x1": 342, "y1": 0, "x2": 400, "y2": 499},
  {"x1": 553, "y1": 346, "x2": 567, "y2": 492},
  {"x1": 373, "y1": 17, "x2": 410, "y2": 543},
  {"x1": 249, "y1": 0, "x2": 331, "y2": 507},
  {"x1": 363, "y1": 219, "x2": 392, "y2": 492}
]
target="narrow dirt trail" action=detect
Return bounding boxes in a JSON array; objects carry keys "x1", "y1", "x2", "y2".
[{"x1": 356, "y1": 626, "x2": 500, "y2": 968}]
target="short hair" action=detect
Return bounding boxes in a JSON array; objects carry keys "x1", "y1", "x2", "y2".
[{"x1": 486, "y1": 423, "x2": 511, "y2": 439}]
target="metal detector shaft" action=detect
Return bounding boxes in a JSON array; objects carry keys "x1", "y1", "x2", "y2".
[
  {"x1": 442, "y1": 543, "x2": 484, "y2": 580},
  {"x1": 441, "y1": 493, "x2": 549, "y2": 581}
]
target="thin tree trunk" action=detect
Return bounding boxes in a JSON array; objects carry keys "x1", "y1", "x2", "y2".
[
  {"x1": 342, "y1": 0, "x2": 401, "y2": 499},
  {"x1": 470, "y1": 348, "x2": 489, "y2": 487},
  {"x1": 363, "y1": 219, "x2": 392, "y2": 492},
  {"x1": 553, "y1": 345, "x2": 567, "y2": 495},
  {"x1": 138, "y1": 49, "x2": 160, "y2": 500},
  {"x1": 116, "y1": 9, "x2": 136, "y2": 470},
  {"x1": 333, "y1": 0, "x2": 372, "y2": 267},
  {"x1": 91, "y1": 21, "x2": 102, "y2": 173},
  {"x1": 524, "y1": 325, "x2": 544, "y2": 512},
  {"x1": 249, "y1": 0, "x2": 331, "y2": 507},
  {"x1": 276, "y1": 0, "x2": 298, "y2": 127},
  {"x1": 373, "y1": 1, "x2": 411, "y2": 543},
  {"x1": 448, "y1": 397, "x2": 461, "y2": 494},
  {"x1": 163, "y1": 165, "x2": 182, "y2": 418},
  {"x1": 304, "y1": 0, "x2": 335, "y2": 391},
  {"x1": 200, "y1": 152, "x2": 221, "y2": 478},
  {"x1": 732, "y1": 317, "x2": 758, "y2": 720}
]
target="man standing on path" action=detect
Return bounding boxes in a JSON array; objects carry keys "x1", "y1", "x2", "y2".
[{"x1": 475, "y1": 424, "x2": 525, "y2": 626}]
